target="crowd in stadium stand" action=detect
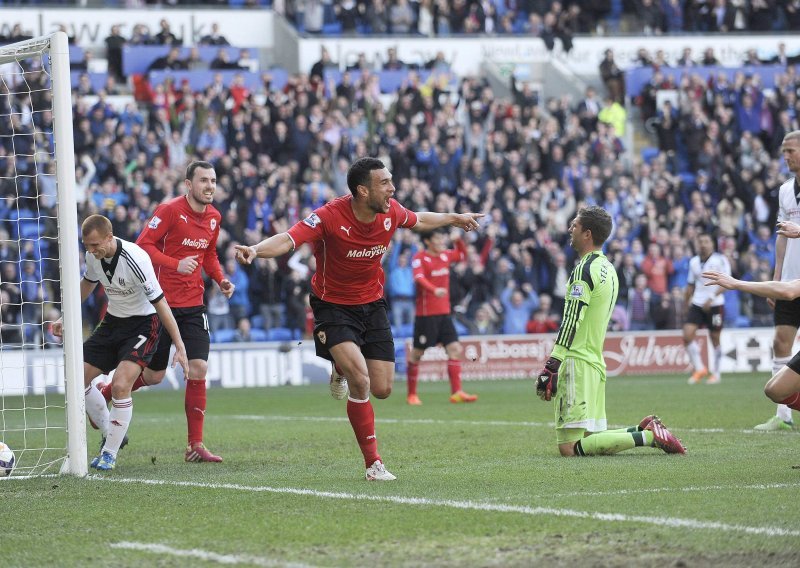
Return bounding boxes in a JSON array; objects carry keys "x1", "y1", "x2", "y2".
[
  {"x1": 1, "y1": 8, "x2": 799, "y2": 347},
  {"x1": 286, "y1": 0, "x2": 800, "y2": 37}
]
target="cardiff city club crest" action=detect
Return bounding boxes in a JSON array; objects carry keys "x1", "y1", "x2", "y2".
[
  {"x1": 384, "y1": 218, "x2": 391, "y2": 231},
  {"x1": 317, "y1": 330, "x2": 326, "y2": 345}
]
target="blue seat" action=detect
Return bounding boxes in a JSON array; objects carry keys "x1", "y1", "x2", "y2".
[
  {"x1": 679, "y1": 173, "x2": 696, "y2": 188},
  {"x1": 266, "y1": 327, "x2": 293, "y2": 341},
  {"x1": 395, "y1": 323, "x2": 414, "y2": 338},
  {"x1": 641, "y1": 147, "x2": 659, "y2": 165},
  {"x1": 454, "y1": 320, "x2": 469, "y2": 336},
  {"x1": 251, "y1": 315, "x2": 265, "y2": 329},
  {"x1": 321, "y1": 22, "x2": 342, "y2": 35},
  {"x1": 250, "y1": 329, "x2": 269, "y2": 342},
  {"x1": 213, "y1": 329, "x2": 236, "y2": 343}
]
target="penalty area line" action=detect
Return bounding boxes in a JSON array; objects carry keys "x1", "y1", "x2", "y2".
[
  {"x1": 110, "y1": 541, "x2": 313, "y2": 567},
  {"x1": 92, "y1": 476, "x2": 800, "y2": 538}
]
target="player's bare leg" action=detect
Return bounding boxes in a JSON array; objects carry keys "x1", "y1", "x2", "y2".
[
  {"x1": 330, "y1": 342, "x2": 396, "y2": 480},
  {"x1": 765, "y1": 366, "x2": 800, "y2": 412},
  {"x1": 755, "y1": 325, "x2": 796, "y2": 430},
  {"x1": 444, "y1": 341, "x2": 477, "y2": 403},
  {"x1": 683, "y1": 323, "x2": 706, "y2": 384}
]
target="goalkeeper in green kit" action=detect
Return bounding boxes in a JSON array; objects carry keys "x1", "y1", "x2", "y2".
[{"x1": 535, "y1": 206, "x2": 686, "y2": 457}]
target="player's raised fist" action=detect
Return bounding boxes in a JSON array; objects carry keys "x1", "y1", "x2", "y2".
[{"x1": 234, "y1": 245, "x2": 257, "y2": 265}]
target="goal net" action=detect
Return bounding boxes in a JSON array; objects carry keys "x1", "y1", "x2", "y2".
[{"x1": 0, "y1": 32, "x2": 86, "y2": 477}]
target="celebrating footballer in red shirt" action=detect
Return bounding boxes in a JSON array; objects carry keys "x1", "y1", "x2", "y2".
[
  {"x1": 406, "y1": 230, "x2": 477, "y2": 406},
  {"x1": 236, "y1": 157, "x2": 483, "y2": 481},
  {"x1": 98, "y1": 161, "x2": 234, "y2": 463}
]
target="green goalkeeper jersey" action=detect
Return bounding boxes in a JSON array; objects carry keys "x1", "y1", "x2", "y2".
[{"x1": 551, "y1": 251, "x2": 618, "y2": 371}]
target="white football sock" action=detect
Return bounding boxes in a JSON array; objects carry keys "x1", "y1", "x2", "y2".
[
  {"x1": 776, "y1": 404, "x2": 793, "y2": 423},
  {"x1": 686, "y1": 341, "x2": 703, "y2": 371},
  {"x1": 104, "y1": 397, "x2": 132, "y2": 457},
  {"x1": 84, "y1": 385, "x2": 109, "y2": 435},
  {"x1": 713, "y1": 346, "x2": 722, "y2": 376},
  {"x1": 772, "y1": 356, "x2": 790, "y2": 377}
]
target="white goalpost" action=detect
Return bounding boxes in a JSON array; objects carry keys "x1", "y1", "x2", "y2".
[{"x1": 0, "y1": 31, "x2": 86, "y2": 477}]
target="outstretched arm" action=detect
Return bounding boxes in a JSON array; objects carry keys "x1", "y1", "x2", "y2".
[
  {"x1": 234, "y1": 233, "x2": 294, "y2": 265},
  {"x1": 702, "y1": 270, "x2": 800, "y2": 301},
  {"x1": 412, "y1": 211, "x2": 484, "y2": 233}
]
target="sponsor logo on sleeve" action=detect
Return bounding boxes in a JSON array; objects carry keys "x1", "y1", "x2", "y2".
[
  {"x1": 143, "y1": 282, "x2": 155, "y2": 296},
  {"x1": 147, "y1": 216, "x2": 162, "y2": 230},
  {"x1": 210, "y1": 219, "x2": 217, "y2": 231},
  {"x1": 570, "y1": 283, "x2": 584, "y2": 298},
  {"x1": 384, "y1": 218, "x2": 391, "y2": 231},
  {"x1": 303, "y1": 213, "x2": 322, "y2": 228}
]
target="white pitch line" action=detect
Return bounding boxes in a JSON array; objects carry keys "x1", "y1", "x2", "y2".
[
  {"x1": 110, "y1": 541, "x2": 313, "y2": 567},
  {"x1": 551, "y1": 481, "x2": 800, "y2": 499},
  {"x1": 91, "y1": 476, "x2": 800, "y2": 538}
]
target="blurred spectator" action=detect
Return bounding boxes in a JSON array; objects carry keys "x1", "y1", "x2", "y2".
[
  {"x1": 627, "y1": 273, "x2": 653, "y2": 330},
  {"x1": 226, "y1": 258, "x2": 251, "y2": 322},
  {"x1": 148, "y1": 47, "x2": 186, "y2": 72},
  {"x1": 500, "y1": 282, "x2": 540, "y2": 335},
  {"x1": 207, "y1": 284, "x2": 234, "y2": 332},
  {"x1": 104, "y1": 25, "x2": 126, "y2": 81},
  {"x1": 599, "y1": 48, "x2": 625, "y2": 104},
  {"x1": 155, "y1": 19, "x2": 181, "y2": 46},
  {"x1": 390, "y1": 0, "x2": 416, "y2": 34},
  {"x1": 200, "y1": 23, "x2": 230, "y2": 46},
  {"x1": 234, "y1": 318, "x2": 253, "y2": 342}
]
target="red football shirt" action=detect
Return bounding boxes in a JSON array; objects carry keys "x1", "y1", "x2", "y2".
[
  {"x1": 412, "y1": 239, "x2": 466, "y2": 316},
  {"x1": 136, "y1": 196, "x2": 224, "y2": 308},
  {"x1": 287, "y1": 195, "x2": 418, "y2": 305}
]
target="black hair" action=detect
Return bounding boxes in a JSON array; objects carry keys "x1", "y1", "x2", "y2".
[
  {"x1": 346, "y1": 157, "x2": 385, "y2": 196},
  {"x1": 186, "y1": 160, "x2": 215, "y2": 181}
]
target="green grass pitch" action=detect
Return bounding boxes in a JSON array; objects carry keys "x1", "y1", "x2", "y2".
[{"x1": 3, "y1": 372, "x2": 800, "y2": 567}]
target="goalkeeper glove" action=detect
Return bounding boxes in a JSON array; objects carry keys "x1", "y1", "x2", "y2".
[{"x1": 536, "y1": 357, "x2": 561, "y2": 401}]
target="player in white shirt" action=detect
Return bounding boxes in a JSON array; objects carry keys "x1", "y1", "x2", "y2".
[
  {"x1": 684, "y1": 232, "x2": 731, "y2": 385},
  {"x1": 755, "y1": 130, "x2": 800, "y2": 430},
  {"x1": 53, "y1": 215, "x2": 189, "y2": 471},
  {"x1": 703, "y1": 219, "x2": 800, "y2": 437}
]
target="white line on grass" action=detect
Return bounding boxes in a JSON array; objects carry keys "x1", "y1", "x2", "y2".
[
  {"x1": 91, "y1": 476, "x2": 800, "y2": 538},
  {"x1": 551, "y1": 481, "x2": 800, "y2": 499},
  {"x1": 110, "y1": 541, "x2": 313, "y2": 567}
]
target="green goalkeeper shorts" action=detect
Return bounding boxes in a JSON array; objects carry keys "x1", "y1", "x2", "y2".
[{"x1": 554, "y1": 357, "x2": 608, "y2": 444}]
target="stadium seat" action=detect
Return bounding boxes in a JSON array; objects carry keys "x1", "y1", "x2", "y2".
[
  {"x1": 266, "y1": 327, "x2": 293, "y2": 341},
  {"x1": 395, "y1": 323, "x2": 414, "y2": 338},
  {"x1": 249, "y1": 329, "x2": 269, "y2": 342},
  {"x1": 321, "y1": 22, "x2": 343, "y2": 35},
  {"x1": 679, "y1": 173, "x2": 696, "y2": 188},
  {"x1": 641, "y1": 147, "x2": 659, "y2": 165},
  {"x1": 251, "y1": 315, "x2": 265, "y2": 329},
  {"x1": 454, "y1": 320, "x2": 469, "y2": 336},
  {"x1": 214, "y1": 329, "x2": 236, "y2": 343}
]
